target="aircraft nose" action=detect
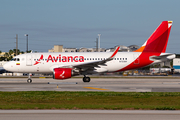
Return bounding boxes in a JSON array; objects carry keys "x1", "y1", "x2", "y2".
[{"x1": 3, "y1": 63, "x2": 10, "y2": 71}]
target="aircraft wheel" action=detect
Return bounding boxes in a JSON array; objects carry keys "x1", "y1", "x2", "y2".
[
  {"x1": 83, "y1": 77, "x2": 90, "y2": 82},
  {"x1": 27, "y1": 79, "x2": 32, "y2": 83}
]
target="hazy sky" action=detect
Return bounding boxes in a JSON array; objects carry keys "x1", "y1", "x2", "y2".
[{"x1": 0, "y1": 0, "x2": 180, "y2": 53}]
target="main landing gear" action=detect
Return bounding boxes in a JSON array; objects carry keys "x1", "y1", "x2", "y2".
[
  {"x1": 27, "y1": 73, "x2": 32, "y2": 83},
  {"x1": 83, "y1": 75, "x2": 90, "y2": 82}
]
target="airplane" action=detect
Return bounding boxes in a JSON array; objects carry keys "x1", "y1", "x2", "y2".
[{"x1": 3, "y1": 21, "x2": 175, "y2": 83}]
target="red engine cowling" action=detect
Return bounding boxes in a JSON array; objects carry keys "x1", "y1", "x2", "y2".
[{"x1": 53, "y1": 68, "x2": 72, "y2": 79}]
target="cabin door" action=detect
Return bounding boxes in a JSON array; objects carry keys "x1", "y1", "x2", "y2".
[{"x1": 26, "y1": 55, "x2": 32, "y2": 66}]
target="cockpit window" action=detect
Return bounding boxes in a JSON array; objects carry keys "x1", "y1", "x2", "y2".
[
  {"x1": 11, "y1": 58, "x2": 20, "y2": 61},
  {"x1": 11, "y1": 58, "x2": 15, "y2": 61}
]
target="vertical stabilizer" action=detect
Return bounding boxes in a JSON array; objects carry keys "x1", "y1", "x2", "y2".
[{"x1": 134, "y1": 21, "x2": 172, "y2": 53}]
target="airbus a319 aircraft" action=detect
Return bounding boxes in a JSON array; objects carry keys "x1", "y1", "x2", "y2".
[{"x1": 3, "y1": 21, "x2": 175, "y2": 83}]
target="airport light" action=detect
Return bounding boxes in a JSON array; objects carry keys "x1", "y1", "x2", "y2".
[{"x1": 98, "y1": 34, "x2": 101, "y2": 52}]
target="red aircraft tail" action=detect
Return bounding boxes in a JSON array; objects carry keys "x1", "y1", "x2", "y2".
[{"x1": 134, "y1": 21, "x2": 172, "y2": 53}]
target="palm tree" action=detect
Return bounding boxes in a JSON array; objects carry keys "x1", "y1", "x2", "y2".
[
  {"x1": 4, "y1": 52, "x2": 9, "y2": 58},
  {"x1": 8, "y1": 56, "x2": 13, "y2": 61},
  {"x1": 20, "y1": 51, "x2": 24, "y2": 54},
  {"x1": 13, "y1": 49, "x2": 20, "y2": 56},
  {"x1": 9, "y1": 49, "x2": 13, "y2": 56}
]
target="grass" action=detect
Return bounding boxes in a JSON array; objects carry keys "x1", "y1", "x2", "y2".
[{"x1": 0, "y1": 91, "x2": 180, "y2": 110}]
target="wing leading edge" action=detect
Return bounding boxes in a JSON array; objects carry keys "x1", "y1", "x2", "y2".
[{"x1": 72, "y1": 46, "x2": 120, "y2": 71}]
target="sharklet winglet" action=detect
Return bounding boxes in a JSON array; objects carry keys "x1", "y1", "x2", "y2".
[{"x1": 110, "y1": 46, "x2": 120, "y2": 58}]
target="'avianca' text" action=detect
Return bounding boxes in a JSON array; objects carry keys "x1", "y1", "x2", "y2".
[
  {"x1": 47, "y1": 55, "x2": 84, "y2": 62},
  {"x1": 34, "y1": 54, "x2": 84, "y2": 65}
]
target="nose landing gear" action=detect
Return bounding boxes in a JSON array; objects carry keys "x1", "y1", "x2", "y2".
[
  {"x1": 27, "y1": 73, "x2": 32, "y2": 83},
  {"x1": 27, "y1": 78, "x2": 32, "y2": 83}
]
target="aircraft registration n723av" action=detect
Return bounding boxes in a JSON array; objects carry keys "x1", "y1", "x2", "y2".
[{"x1": 3, "y1": 21, "x2": 175, "y2": 83}]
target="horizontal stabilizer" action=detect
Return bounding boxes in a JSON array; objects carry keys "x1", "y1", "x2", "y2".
[{"x1": 150, "y1": 53, "x2": 175, "y2": 61}]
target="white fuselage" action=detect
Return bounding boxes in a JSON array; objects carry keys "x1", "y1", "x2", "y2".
[{"x1": 3, "y1": 52, "x2": 173, "y2": 74}]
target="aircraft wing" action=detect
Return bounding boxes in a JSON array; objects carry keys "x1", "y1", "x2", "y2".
[
  {"x1": 72, "y1": 46, "x2": 120, "y2": 70},
  {"x1": 49, "y1": 47, "x2": 120, "y2": 72}
]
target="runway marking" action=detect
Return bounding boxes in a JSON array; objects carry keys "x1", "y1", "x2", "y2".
[
  {"x1": 83, "y1": 87, "x2": 109, "y2": 91},
  {"x1": 39, "y1": 77, "x2": 46, "y2": 78}
]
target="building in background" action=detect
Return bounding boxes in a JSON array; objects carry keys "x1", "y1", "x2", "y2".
[
  {"x1": 173, "y1": 58, "x2": 180, "y2": 73},
  {"x1": 128, "y1": 45, "x2": 139, "y2": 51},
  {"x1": 48, "y1": 45, "x2": 63, "y2": 52},
  {"x1": 63, "y1": 48, "x2": 77, "y2": 52},
  {"x1": 48, "y1": 45, "x2": 139, "y2": 53}
]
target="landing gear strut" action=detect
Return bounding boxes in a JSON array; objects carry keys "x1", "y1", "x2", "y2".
[
  {"x1": 83, "y1": 75, "x2": 91, "y2": 82},
  {"x1": 27, "y1": 73, "x2": 32, "y2": 83}
]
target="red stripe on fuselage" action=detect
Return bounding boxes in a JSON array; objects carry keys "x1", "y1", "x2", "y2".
[{"x1": 116, "y1": 52, "x2": 161, "y2": 72}]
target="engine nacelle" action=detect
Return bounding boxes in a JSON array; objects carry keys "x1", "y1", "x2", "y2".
[{"x1": 53, "y1": 68, "x2": 72, "y2": 80}]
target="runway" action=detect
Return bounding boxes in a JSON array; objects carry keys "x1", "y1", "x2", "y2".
[
  {"x1": 0, "y1": 77, "x2": 180, "y2": 92},
  {"x1": 0, "y1": 110, "x2": 180, "y2": 120},
  {"x1": 1, "y1": 77, "x2": 180, "y2": 120}
]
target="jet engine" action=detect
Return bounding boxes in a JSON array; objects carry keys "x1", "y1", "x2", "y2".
[{"x1": 53, "y1": 68, "x2": 72, "y2": 79}]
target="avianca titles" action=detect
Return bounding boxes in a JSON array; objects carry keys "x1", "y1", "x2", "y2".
[{"x1": 3, "y1": 21, "x2": 175, "y2": 83}]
